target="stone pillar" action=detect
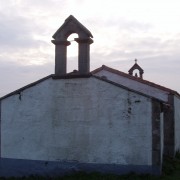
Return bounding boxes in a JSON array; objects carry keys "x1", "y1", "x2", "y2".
[
  {"x1": 75, "y1": 38, "x2": 93, "y2": 74},
  {"x1": 51, "y1": 40, "x2": 70, "y2": 76}
]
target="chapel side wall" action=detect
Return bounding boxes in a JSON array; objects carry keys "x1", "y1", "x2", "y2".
[
  {"x1": 1, "y1": 77, "x2": 152, "y2": 166},
  {"x1": 94, "y1": 70, "x2": 169, "y2": 102},
  {"x1": 174, "y1": 95, "x2": 180, "y2": 152}
]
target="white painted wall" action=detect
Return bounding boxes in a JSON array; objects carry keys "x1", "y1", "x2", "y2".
[
  {"x1": 174, "y1": 95, "x2": 180, "y2": 152},
  {"x1": 94, "y1": 70, "x2": 169, "y2": 102},
  {"x1": 1, "y1": 77, "x2": 152, "y2": 165}
]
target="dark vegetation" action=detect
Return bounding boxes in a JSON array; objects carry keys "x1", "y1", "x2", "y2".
[{"x1": 1, "y1": 153, "x2": 180, "y2": 180}]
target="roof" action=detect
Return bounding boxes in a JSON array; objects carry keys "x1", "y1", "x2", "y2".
[
  {"x1": 0, "y1": 71, "x2": 166, "y2": 103},
  {"x1": 52, "y1": 15, "x2": 93, "y2": 39},
  {"x1": 92, "y1": 65, "x2": 180, "y2": 97},
  {"x1": 1, "y1": 64, "x2": 179, "y2": 101}
]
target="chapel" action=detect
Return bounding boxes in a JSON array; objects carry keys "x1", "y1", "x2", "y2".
[{"x1": 0, "y1": 15, "x2": 179, "y2": 177}]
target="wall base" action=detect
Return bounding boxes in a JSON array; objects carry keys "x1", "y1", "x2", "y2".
[{"x1": 0, "y1": 158, "x2": 161, "y2": 177}]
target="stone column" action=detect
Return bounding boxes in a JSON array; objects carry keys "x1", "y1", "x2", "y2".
[
  {"x1": 51, "y1": 40, "x2": 70, "y2": 76},
  {"x1": 75, "y1": 38, "x2": 93, "y2": 74}
]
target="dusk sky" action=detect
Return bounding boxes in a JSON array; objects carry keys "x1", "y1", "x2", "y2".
[{"x1": 0, "y1": 0, "x2": 180, "y2": 96}]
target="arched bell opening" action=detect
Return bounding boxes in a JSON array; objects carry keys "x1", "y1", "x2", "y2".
[
  {"x1": 133, "y1": 69, "x2": 140, "y2": 78},
  {"x1": 67, "y1": 33, "x2": 79, "y2": 73}
]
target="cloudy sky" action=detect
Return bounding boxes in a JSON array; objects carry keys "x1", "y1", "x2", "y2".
[{"x1": 0, "y1": 0, "x2": 180, "y2": 96}]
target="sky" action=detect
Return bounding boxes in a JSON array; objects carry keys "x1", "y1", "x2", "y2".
[{"x1": 0, "y1": 0, "x2": 180, "y2": 96}]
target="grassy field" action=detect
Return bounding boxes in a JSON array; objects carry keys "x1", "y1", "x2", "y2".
[{"x1": 1, "y1": 153, "x2": 180, "y2": 180}]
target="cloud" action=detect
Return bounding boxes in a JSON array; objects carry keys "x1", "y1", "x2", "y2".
[
  {"x1": 0, "y1": 0, "x2": 180, "y2": 95},
  {"x1": 0, "y1": 14, "x2": 44, "y2": 50},
  {"x1": 0, "y1": 60, "x2": 54, "y2": 97}
]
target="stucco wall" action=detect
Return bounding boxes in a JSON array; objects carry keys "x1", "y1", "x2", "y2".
[
  {"x1": 94, "y1": 70, "x2": 169, "y2": 102},
  {"x1": 174, "y1": 95, "x2": 180, "y2": 152},
  {"x1": 1, "y1": 77, "x2": 152, "y2": 165}
]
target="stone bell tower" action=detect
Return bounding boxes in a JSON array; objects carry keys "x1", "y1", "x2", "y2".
[{"x1": 52, "y1": 15, "x2": 93, "y2": 76}]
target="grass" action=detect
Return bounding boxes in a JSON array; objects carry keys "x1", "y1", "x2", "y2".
[{"x1": 1, "y1": 153, "x2": 180, "y2": 180}]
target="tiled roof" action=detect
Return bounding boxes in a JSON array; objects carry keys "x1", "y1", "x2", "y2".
[{"x1": 91, "y1": 65, "x2": 180, "y2": 97}]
